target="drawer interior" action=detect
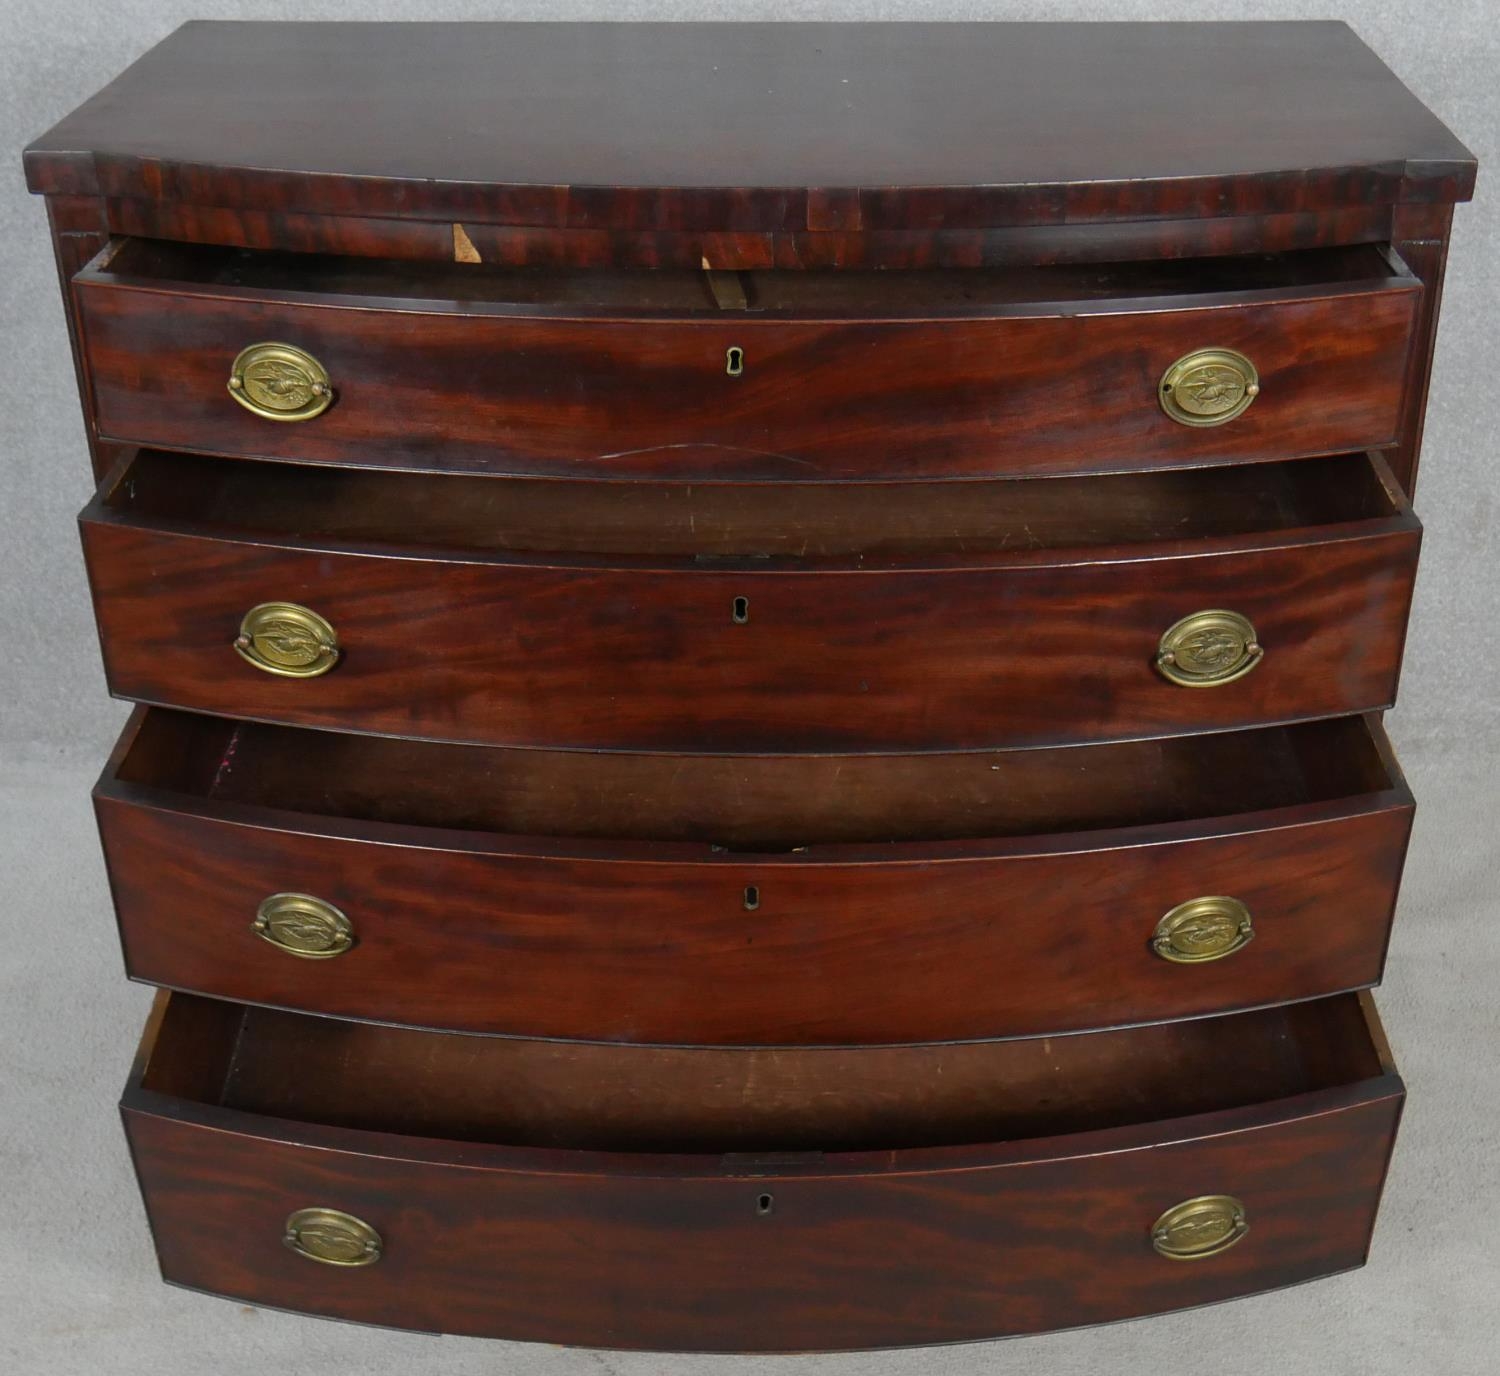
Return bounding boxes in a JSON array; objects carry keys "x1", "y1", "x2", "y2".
[
  {"x1": 92, "y1": 238, "x2": 1405, "y2": 315},
  {"x1": 99, "y1": 448, "x2": 1404, "y2": 559},
  {"x1": 113, "y1": 709, "x2": 1399, "y2": 850},
  {"x1": 138, "y1": 990, "x2": 1390, "y2": 1153}
]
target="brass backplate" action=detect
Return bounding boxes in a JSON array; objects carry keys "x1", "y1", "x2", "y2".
[
  {"x1": 228, "y1": 341, "x2": 333, "y2": 421},
  {"x1": 254, "y1": 893, "x2": 355, "y2": 959},
  {"x1": 1152, "y1": 896, "x2": 1254, "y2": 963},
  {"x1": 1159, "y1": 347, "x2": 1259, "y2": 426},
  {"x1": 284, "y1": 1208, "x2": 382, "y2": 1267},
  {"x1": 1155, "y1": 609, "x2": 1262, "y2": 687},
  {"x1": 234, "y1": 602, "x2": 340, "y2": 678},
  {"x1": 1151, "y1": 1195, "x2": 1249, "y2": 1260}
]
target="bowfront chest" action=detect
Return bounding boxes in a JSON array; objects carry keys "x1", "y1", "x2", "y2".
[{"x1": 26, "y1": 20, "x2": 1474, "y2": 1352}]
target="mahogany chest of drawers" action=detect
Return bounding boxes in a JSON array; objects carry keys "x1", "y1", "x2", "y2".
[{"x1": 26, "y1": 20, "x2": 1474, "y2": 1352}]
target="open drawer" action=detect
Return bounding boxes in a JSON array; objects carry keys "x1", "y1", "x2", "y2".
[
  {"x1": 79, "y1": 449, "x2": 1420, "y2": 752},
  {"x1": 97, "y1": 707, "x2": 1413, "y2": 1045},
  {"x1": 74, "y1": 239, "x2": 1419, "y2": 481},
  {"x1": 123, "y1": 989, "x2": 1404, "y2": 1350}
]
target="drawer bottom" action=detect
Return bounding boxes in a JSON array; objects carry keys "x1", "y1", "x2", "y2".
[{"x1": 122, "y1": 991, "x2": 1403, "y2": 1351}]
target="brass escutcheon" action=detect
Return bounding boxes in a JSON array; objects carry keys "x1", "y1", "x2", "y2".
[
  {"x1": 1151, "y1": 1195, "x2": 1249, "y2": 1260},
  {"x1": 234, "y1": 602, "x2": 340, "y2": 678},
  {"x1": 283, "y1": 1208, "x2": 382, "y2": 1267},
  {"x1": 1152, "y1": 896, "x2": 1254, "y2": 964},
  {"x1": 1159, "y1": 347, "x2": 1259, "y2": 426},
  {"x1": 1156, "y1": 609, "x2": 1262, "y2": 687},
  {"x1": 228, "y1": 342, "x2": 334, "y2": 421},
  {"x1": 254, "y1": 893, "x2": 355, "y2": 959}
]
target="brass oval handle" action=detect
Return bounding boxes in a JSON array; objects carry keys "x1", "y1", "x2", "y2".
[
  {"x1": 1159, "y1": 347, "x2": 1259, "y2": 426},
  {"x1": 234, "y1": 602, "x2": 340, "y2": 678},
  {"x1": 1156, "y1": 609, "x2": 1262, "y2": 687},
  {"x1": 283, "y1": 1208, "x2": 382, "y2": 1267},
  {"x1": 228, "y1": 342, "x2": 333, "y2": 421},
  {"x1": 1152, "y1": 1195, "x2": 1249, "y2": 1260},
  {"x1": 1152, "y1": 896, "x2": 1254, "y2": 964},
  {"x1": 254, "y1": 893, "x2": 354, "y2": 959}
]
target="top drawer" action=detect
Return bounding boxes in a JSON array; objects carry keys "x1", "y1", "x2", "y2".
[{"x1": 75, "y1": 241, "x2": 1419, "y2": 481}]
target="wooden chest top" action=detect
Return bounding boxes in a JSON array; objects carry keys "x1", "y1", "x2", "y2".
[{"x1": 24, "y1": 20, "x2": 1476, "y2": 229}]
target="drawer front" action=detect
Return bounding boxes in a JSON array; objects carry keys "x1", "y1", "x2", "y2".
[
  {"x1": 124, "y1": 1087, "x2": 1401, "y2": 1351},
  {"x1": 98, "y1": 795, "x2": 1411, "y2": 1045},
  {"x1": 80, "y1": 520, "x2": 1419, "y2": 752},
  {"x1": 77, "y1": 274, "x2": 1418, "y2": 481}
]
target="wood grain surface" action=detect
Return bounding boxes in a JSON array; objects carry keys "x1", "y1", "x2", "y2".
[
  {"x1": 21, "y1": 16, "x2": 1470, "y2": 1352},
  {"x1": 79, "y1": 453, "x2": 1421, "y2": 751},
  {"x1": 75, "y1": 242, "x2": 1418, "y2": 481},
  {"x1": 103, "y1": 198, "x2": 1401, "y2": 274},
  {"x1": 25, "y1": 21, "x2": 1476, "y2": 221},
  {"x1": 97, "y1": 708, "x2": 1413, "y2": 1044},
  {"x1": 121, "y1": 989, "x2": 1404, "y2": 1350}
]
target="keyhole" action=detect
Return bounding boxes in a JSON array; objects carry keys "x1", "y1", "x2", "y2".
[
  {"x1": 725, "y1": 346, "x2": 745, "y2": 377},
  {"x1": 732, "y1": 595, "x2": 750, "y2": 624},
  {"x1": 756, "y1": 1193, "x2": 775, "y2": 1216},
  {"x1": 743, "y1": 885, "x2": 760, "y2": 911}
]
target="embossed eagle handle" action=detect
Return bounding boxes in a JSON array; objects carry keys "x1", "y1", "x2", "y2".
[
  {"x1": 1155, "y1": 610, "x2": 1263, "y2": 688},
  {"x1": 284, "y1": 1208, "x2": 383, "y2": 1267},
  {"x1": 254, "y1": 893, "x2": 355, "y2": 959},
  {"x1": 1159, "y1": 347, "x2": 1259, "y2": 426},
  {"x1": 1151, "y1": 1196, "x2": 1248, "y2": 1260},
  {"x1": 228, "y1": 342, "x2": 334, "y2": 421},
  {"x1": 1151, "y1": 897, "x2": 1255, "y2": 964},
  {"x1": 234, "y1": 602, "x2": 341, "y2": 678}
]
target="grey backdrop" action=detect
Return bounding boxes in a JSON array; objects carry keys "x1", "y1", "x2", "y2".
[{"x1": 2, "y1": 3, "x2": 1497, "y2": 1374}]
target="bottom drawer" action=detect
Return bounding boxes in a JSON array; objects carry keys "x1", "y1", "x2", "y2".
[{"x1": 123, "y1": 991, "x2": 1403, "y2": 1351}]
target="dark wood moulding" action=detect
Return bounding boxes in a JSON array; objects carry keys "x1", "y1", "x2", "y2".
[{"x1": 102, "y1": 198, "x2": 1402, "y2": 273}]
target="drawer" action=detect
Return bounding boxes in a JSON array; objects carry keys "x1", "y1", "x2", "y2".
[
  {"x1": 76, "y1": 239, "x2": 1419, "y2": 481},
  {"x1": 124, "y1": 989, "x2": 1403, "y2": 1350},
  {"x1": 79, "y1": 450, "x2": 1420, "y2": 752},
  {"x1": 97, "y1": 708, "x2": 1412, "y2": 1045}
]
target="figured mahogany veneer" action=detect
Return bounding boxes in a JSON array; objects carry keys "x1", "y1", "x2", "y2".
[
  {"x1": 28, "y1": 17, "x2": 1476, "y2": 1352},
  {"x1": 97, "y1": 708, "x2": 1412, "y2": 1044},
  {"x1": 80, "y1": 449, "x2": 1419, "y2": 752},
  {"x1": 76, "y1": 238, "x2": 1418, "y2": 481},
  {"x1": 124, "y1": 988, "x2": 1403, "y2": 1351},
  {"x1": 102, "y1": 198, "x2": 1402, "y2": 274}
]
